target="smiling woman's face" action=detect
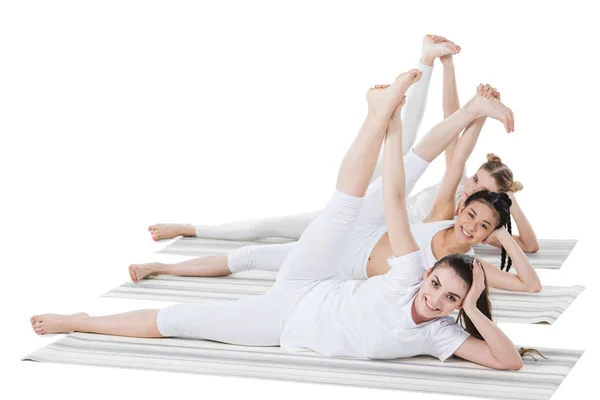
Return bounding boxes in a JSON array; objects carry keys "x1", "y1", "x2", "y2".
[
  {"x1": 454, "y1": 201, "x2": 499, "y2": 245},
  {"x1": 416, "y1": 266, "x2": 470, "y2": 318},
  {"x1": 461, "y1": 169, "x2": 501, "y2": 201}
]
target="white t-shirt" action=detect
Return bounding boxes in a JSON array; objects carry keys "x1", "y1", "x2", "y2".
[{"x1": 280, "y1": 251, "x2": 471, "y2": 361}]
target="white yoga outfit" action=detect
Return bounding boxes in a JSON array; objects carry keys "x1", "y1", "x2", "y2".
[
  {"x1": 229, "y1": 204, "x2": 474, "y2": 279},
  {"x1": 193, "y1": 60, "x2": 437, "y2": 241},
  {"x1": 158, "y1": 190, "x2": 471, "y2": 361},
  {"x1": 228, "y1": 163, "x2": 473, "y2": 279}
]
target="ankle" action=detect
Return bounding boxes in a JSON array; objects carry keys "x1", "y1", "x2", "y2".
[
  {"x1": 150, "y1": 262, "x2": 167, "y2": 275},
  {"x1": 182, "y1": 224, "x2": 196, "y2": 237},
  {"x1": 420, "y1": 53, "x2": 434, "y2": 67}
]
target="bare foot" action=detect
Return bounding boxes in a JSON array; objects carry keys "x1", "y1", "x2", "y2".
[
  {"x1": 421, "y1": 34, "x2": 461, "y2": 66},
  {"x1": 469, "y1": 84, "x2": 514, "y2": 133},
  {"x1": 30, "y1": 312, "x2": 89, "y2": 335},
  {"x1": 148, "y1": 224, "x2": 195, "y2": 241},
  {"x1": 129, "y1": 262, "x2": 164, "y2": 282},
  {"x1": 367, "y1": 69, "x2": 421, "y2": 118}
]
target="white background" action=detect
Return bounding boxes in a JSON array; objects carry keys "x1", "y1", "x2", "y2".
[{"x1": 2, "y1": 1, "x2": 598, "y2": 399}]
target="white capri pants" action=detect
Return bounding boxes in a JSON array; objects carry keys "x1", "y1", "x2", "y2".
[
  {"x1": 156, "y1": 190, "x2": 365, "y2": 345},
  {"x1": 227, "y1": 150, "x2": 430, "y2": 279}
]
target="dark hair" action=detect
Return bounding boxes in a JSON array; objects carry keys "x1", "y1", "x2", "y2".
[
  {"x1": 432, "y1": 253, "x2": 547, "y2": 361},
  {"x1": 464, "y1": 190, "x2": 513, "y2": 272},
  {"x1": 479, "y1": 153, "x2": 523, "y2": 193},
  {"x1": 432, "y1": 253, "x2": 491, "y2": 341}
]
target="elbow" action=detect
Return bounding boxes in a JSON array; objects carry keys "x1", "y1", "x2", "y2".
[
  {"x1": 528, "y1": 283, "x2": 543, "y2": 293},
  {"x1": 505, "y1": 359, "x2": 524, "y2": 371},
  {"x1": 524, "y1": 243, "x2": 540, "y2": 254}
]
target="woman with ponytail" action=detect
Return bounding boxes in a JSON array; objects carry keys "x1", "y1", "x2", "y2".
[
  {"x1": 131, "y1": 83, "x2": 541, "y2": 294},
  {"x1": 32, "y1": 73, "x2": 526, "y2": 369},
  {"x1": 148, "y1": 37, "x2": 539, "y2": 258}
]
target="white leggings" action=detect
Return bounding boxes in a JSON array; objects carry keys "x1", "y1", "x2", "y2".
[
  {"x1": 157, "y1": 190, "x2": 365, "y2": 344},
  {"x1": 193, "y1": 60, "x2": 434, "y2": 241},
  {"x1": 228, "y1": 150, "x2": 430, "y2": 278}
]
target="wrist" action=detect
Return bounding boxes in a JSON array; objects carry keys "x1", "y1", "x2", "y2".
[
  {"x1": 463, "y1": 303, "x2": 479, "y2": 315},
  {"x1": 440, "y1": 57, "x2": 454, "y2": 67}
]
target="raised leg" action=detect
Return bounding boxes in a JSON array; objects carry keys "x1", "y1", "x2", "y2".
[{"x1": 275, "y1": 71, "x2": 421, "y2": 289}]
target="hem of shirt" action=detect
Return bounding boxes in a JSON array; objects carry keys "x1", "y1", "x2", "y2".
[{"x1": 438, "y1": 332, "x2": 471, "y2": 362}]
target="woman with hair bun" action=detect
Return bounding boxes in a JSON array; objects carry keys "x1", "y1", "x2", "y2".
[
  {"x1": 134, "y1": 36, "x2": 540, "y2": 294},
  {"x1": 32, "y1": 72, "x2": 529, "y2": 369},
  {"x1": 148, "y1": 38, "x2": 539, "y2": 256}
]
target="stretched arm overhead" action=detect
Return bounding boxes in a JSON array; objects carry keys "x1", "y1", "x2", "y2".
[
  {"x1": 371, "y1": 34, "x2": 460, "y2": 183},
  {"x1": 434, "y1": 38, "x2": 463, "y2": 170},
  {"x1": 425, "y1": 85, "x2": 507, "y2": 222},
  {"x1": 383, "y1": 101, "x2": 419, "y2": 257}
]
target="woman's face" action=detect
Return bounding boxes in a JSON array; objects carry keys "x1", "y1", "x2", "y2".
[
  {"x1": 461, "y1": 168, "x2": 501, "y2": 201},
  {"x1": 416, "y1": 266, "x2": 470, "y2": 318},
  {"x1": 454, "y1": 201, "x2": 499, "y2": 245}
]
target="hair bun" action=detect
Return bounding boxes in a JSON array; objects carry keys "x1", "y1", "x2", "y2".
[
  {"x1": 510, "y1": 181, "x2": 524, "y2": 193},
  {"x1": 486, "y1": 153, "x2": 502, "y2": 164}
]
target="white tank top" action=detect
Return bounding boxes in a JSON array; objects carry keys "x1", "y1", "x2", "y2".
[{"x1": 409, "y1": 219, "x2": 475, "y2": 270}]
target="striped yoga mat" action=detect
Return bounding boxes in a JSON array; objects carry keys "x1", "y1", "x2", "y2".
[
  {"x1": 157, "y1": 237, "x2": 578, "y2": 270},
  {"x1": 102, "y1": 271, "x2": 585, "y2": 324},
  {"x1": 22, "y1": 332, "x2": 582, "y2": 400}
]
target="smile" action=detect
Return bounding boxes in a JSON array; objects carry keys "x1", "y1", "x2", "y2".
[
  {"x1": 460, "y1": 226, "x2": 473, "y2": 239},
  {"x1": 424, "y1": 296, "x2": 439, "y2": 312}
]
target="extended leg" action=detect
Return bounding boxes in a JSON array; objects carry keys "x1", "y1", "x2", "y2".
[
  {"x1": 31, "y1": 288, "x2": 295, "y2": 345},
  {"x1": 129, "y1": 241, "x2": 297, "y2": 282}
]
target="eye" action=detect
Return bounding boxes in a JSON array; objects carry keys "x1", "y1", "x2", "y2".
[
  {"x1": 480, "y1": 224, "x2": 488, "y2": 230},
  {"x1": 468, "y1": 212, "x2": 474, "y2": 219},
  {"x1": 432, "y1": 280, "x2": 439, "y2": 288},
  {"x1": 473, "y1": 175, "x2": 479, "y2": 183},
  {"x1": 447, "y1": 295, "x2": 456, "y2": 302}
]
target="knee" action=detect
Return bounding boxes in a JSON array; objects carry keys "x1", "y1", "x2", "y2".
[
  {"x1": 156, "y1": 305, "x2": 184, "y2": 338},
  {"x1": 227, "y1": 246, "x2": 256, "y2": 274}
]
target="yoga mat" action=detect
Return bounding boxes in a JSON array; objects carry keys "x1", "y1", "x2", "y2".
[
  {"x1": 157, "y1": 237, "x2": 578, "y2": 270},
  {"x1": 22, "y1": 332, "x2": 582, "y2": 400},
  {"x1": 102, "y1": 271, "x2": 585, "y2": 325}
]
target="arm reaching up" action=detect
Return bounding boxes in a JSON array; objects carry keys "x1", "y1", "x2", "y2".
[
  {"x1": 425, "y1": 85, "x2": 511, "y2": 222},
  {"x1": 383, "y1": 101, "x2": 420, "y2": 257}
]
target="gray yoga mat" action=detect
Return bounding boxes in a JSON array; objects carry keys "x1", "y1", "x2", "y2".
[
  {"x1": 22, "y1": 332, "x2": 582, "y2": 400},
  {"x1": 157, "y1": 237, "x2": 578, "y2": 270},
  {"x1": 102, "y1": 271, "x2": 585, "y2": 325}
]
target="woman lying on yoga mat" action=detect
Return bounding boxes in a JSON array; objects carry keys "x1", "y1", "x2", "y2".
[
  {"x1": 31, "y1": 69, "x2": 528, "y2": 369},
  {"x1": 149, "y1": 35, "x2": 539, "y2": 255},
  {"x1": 131, "y1": 38, "x2": 541, "y2": 293}
]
